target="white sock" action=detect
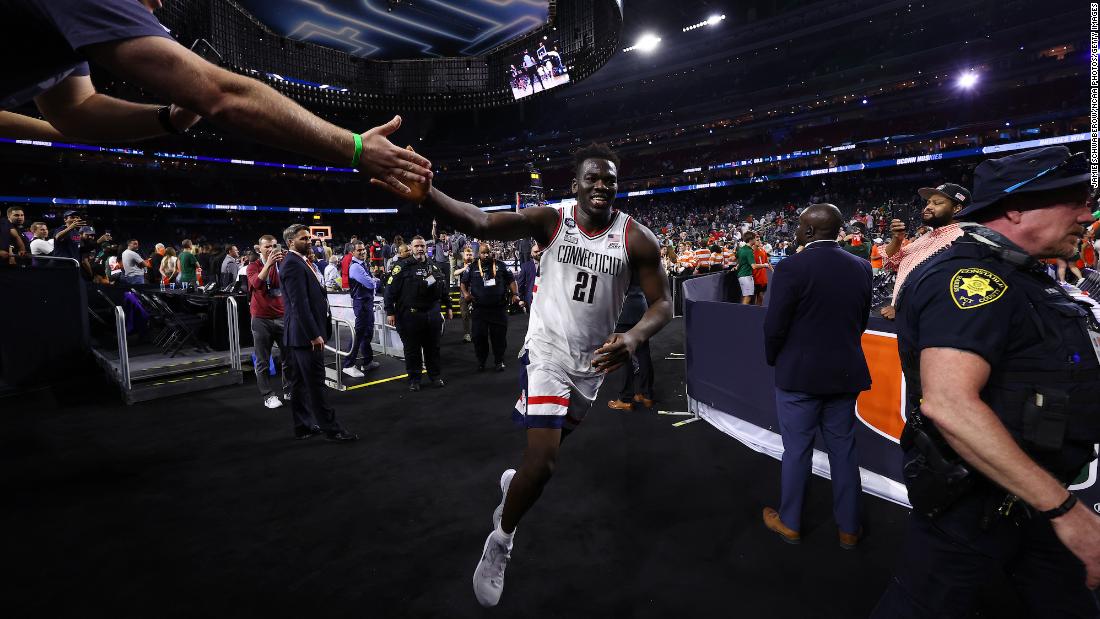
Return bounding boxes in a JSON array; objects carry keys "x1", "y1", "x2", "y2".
[{"x1": 495, "y1": 522, "x2": 515, "y2": 545}]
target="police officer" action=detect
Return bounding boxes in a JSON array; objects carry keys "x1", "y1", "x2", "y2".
[
  {"x1": 460, "y1": 243, "x2": 522, "y2": 371},
  {"x1": 872, "y1": 146, "x2": 1100, "y2": 617},
  {"x1": 341, "y1": 242, "x2": 380, "y2": 379},
  {"x1": 384, "y1": 235, "x2": 453, "y2": 391}
]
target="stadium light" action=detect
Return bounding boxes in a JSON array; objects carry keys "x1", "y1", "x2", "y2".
[
  {"x1": 623, "y1": 33, "x2": 662, "y2": 53},
  {"x1": 957, "y1": 71, "x2": 979, "y2": 89},
  {"x1": 684, "y1": 14, "x2": 726, "y2": 31}
]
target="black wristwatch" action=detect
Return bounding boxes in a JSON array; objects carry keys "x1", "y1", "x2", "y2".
[
  {"x1": 1038, "y1": 494, "x2": 1078, "y2": 520},
  {"x1": 157, "y1": 105, "x2": 185, "y2": 135}
]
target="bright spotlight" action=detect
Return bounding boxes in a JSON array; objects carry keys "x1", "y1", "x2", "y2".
[
  {"x1": 957, "y1": 71, "x2": 979, "y2": 89},
  {"x1": 624, "y1": 33, "x2": 662, "y2": 53},
  {"x1": 707, "y1": 14, "x2": 726, "y2": 26}
]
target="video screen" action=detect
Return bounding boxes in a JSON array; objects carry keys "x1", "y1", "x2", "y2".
[{"x1": 509, "y1": 39, "x2": 569, "y2": 100}]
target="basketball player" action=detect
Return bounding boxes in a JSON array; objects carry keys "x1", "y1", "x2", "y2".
[{"x1": 376, "y1": 143, "x2": 672, "y2": 607}]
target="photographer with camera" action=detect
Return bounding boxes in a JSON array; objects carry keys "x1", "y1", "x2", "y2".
[{"x1": 246, "y1": 234, "x2": 292, "y2": 410}]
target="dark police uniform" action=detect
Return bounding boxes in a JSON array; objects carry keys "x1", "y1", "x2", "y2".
[
  {"x1": 384, "y1": 256, "x2": 451, "y2": 387},
  {"x1": 872, "y1": 224, "x2": 1100, "y2": 617},
  {"x1": 461, "y1": 257, "x2": 515, "y2": 369}
]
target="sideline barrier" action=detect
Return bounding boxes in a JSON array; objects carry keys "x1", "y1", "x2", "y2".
[
  {"x1": 682, "y1": 273, "x2": 1100, "y2": 511},
  {"x1": 327, "y1": 293, "x2": 404, "y2": 359},
  {"x1": 0, "y1": 257, "x2": 88, "y2": 386}
]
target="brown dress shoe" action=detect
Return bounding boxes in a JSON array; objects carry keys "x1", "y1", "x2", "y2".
[
  {"x1": 838, "y1": 527, "x2": 862, "y2": 550},
  {"x1": 633, "y1": 394, "x2": 655, "y2": 408},
  {"x1": 763, "y1": 507, "x2": 801, "y2": 544},
  {"x1": 608, "y1": 399, "x2": 634, "y2": 411}
]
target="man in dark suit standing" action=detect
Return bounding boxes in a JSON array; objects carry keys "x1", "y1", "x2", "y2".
[
  {"x1": 761, "y1": 204, "x2": 872, "y2": 547},
  {"x1": 280, "y1": 224, "x2": 358, "y2": 442}
]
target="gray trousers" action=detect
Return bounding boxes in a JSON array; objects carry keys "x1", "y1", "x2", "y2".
[{"x1": 251, "y1": 316, "x2": 291, "y2": 398}]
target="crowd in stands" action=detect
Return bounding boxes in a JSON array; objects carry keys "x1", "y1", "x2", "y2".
[{"x1": 5, "y1": 166, "x2": 1098, "y2": 318}]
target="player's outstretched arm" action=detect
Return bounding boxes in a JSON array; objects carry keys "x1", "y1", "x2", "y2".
[
  {"x1": 375, "y1": 170, "x2": 559, "y2": 246},
  {"x1": 592, "y1": 222, "x2": 672, "y2": 374}
]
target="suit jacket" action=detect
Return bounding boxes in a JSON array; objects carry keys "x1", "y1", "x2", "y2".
[
  {"x1": 763, "y1": 240, "x2": 872, "y2": 395},
  {"x1": 280, "y1": 251, "x2": 331, "y2": 347},
  {"x1": 516, "y1": 260, "x2": 538, "y2": 306}
]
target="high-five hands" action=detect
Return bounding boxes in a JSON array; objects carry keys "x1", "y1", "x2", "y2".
[
  {"x1": 360, "y1": 116, "x2": 432, "y2": 196},
  {"x1": 370, "y1": 144, "x2": 431, "y2": 203}
]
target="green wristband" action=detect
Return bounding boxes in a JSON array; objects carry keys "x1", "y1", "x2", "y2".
[{"x1": 351, "y1": 133, "x2": 363, "y2": 168}]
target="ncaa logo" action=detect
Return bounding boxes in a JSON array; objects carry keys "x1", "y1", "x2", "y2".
[{"x1": 564, "y1": 217, "x2": 576, "y2": 228}]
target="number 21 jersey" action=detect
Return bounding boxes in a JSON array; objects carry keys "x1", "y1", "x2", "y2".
[{"x1": 524, "y1": 204, "x2": 633, "y2": 377}]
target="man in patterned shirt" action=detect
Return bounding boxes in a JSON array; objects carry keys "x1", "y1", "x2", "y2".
[{"x1": 879, "y1": 183, "x2": 971, "y2": 319}]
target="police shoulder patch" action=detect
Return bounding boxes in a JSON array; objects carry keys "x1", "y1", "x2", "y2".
[
  {"x1": 948, "y1": 267, "x2": 1008, "y2": 310},
  {"x1": 386, "y1": 276, "x2": 394, "y2": 285},
  {"x1": 391, "y1": 265, "x2": 401, "y2": 274}
]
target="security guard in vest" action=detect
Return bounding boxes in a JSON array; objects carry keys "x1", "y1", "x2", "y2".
[
  {"x1": 871, "y1": 146, "x2": 1100, "y2": 617},
  {"x1": 385, "y1": 235, "x2": 453, "y2": 391},
  {"x1": 460, "y1": 243, "x2": 522, "y2": 371}
]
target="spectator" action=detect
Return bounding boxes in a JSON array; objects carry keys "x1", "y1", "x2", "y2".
[
  {"x1": 51, "y1": 210, "x2": 85, "y2": 262},
  {"x1": 516, "y1": 243, "x2": 540, "y2": 308},
  {"x1": 1, "y1": 0, "x2": 430, "y2": 196},
  {"x1": 179, "y1": 239, "x2": 198, "y2": 287},
  {"x1": 752, "y1": 237, "x2": 772, "y2": 306},
  {"x1": 762, "y1": 203, "x2": 872, "y2": 548},
  {"x1": 28, "y1": 221, "x2": 53, "y2": 259},
  {"x1": 323, "y1": 254, "x2": 341, "y2": 290},
  {"x1": 159, "y1": 247, "x2": 179, "y2": 285},
  {"x1": 1, "y1": 206, "x2": 27, "y2": 264},
  {"x1": 280, "y1": 224, "x2": 358, "y2": 441},
  {"x1": 246, "y1": 234, "x2": 291, "y2": 410},
  {"x1": 432, "y1": 227, "x2": 452, "y2": 285},
  {"x1": 121, "y1": 238, "x2": 145, "y2": 286},
  {"x1": 219, "y1": 245, "x2": 240, "y2": 288},
  {"x1": 607, "y1": 281, "x2": 654, "y2": 411},
  {"x1": 342, "y1": 242, "x2": 381, "y2": 378},
  {"x1": 879, "y1": 183, "x2": 970, "y2": 319},
  {"x1": 146, "y1": 243, "x2": 165, "y2": 285},
  {"x1": 736, "y1": 231, "x2": 757, "y2": 304},
  {"x1": 453, "y1": 246, "x2": 476, "y2": 342}
]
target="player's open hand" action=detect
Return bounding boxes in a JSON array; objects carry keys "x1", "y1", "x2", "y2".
[
  {"x1": 360, "y1": 116, "x2": 432, "y2": 195},
  {"x1": 592, "y1": 332, "x2": 637, "y2": 374},
  {"x1": 370, "y1": 144, "x2": 432, "y2": 203}
]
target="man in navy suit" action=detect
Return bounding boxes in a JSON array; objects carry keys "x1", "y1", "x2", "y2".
[
  {"x1": 280, "y1": 224, "x2": 358, "y2": 442},
  {"x1": 515, "y1": 242, "x2": 540, "y2": 308},
  {"x1": 762, "y1": 204, "x2": 872, "y2": 547}
]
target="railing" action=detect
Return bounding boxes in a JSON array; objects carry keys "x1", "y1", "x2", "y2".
[
  {"x1": 323, "y1": 317, "x2": 354, "y2": 390},
  {"x1": 226, "y1": 296, "x2": 242, "y2": 371},
  {"x1": 27, "y1": 255, "x2": 80, "y2": 269},
  {"x1": 114, "y1": 306, "x2": 131, "y2": 391}
]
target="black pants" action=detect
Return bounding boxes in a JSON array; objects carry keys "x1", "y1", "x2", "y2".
[
  {"x1": 343, "y1": 300, "x2": 374, "y2": 369},
  {"x1": 285, "y1": 346, "x2": 342, "y2": 434},
  {"x1": 871, "y1": 486, "x2": 1100, "y2": 618},
  {"x1": 618, "y1": 339, "x2": 653, "y2": 402},
  {"x1": 397, "y1": 310, "x2": 442, "y2": 382},
  {"x1": 615, "y1": 321, "x2": 653, "y2": 402},
  {"x1": 472, "y1": 306, "x2": 507, "y2": 365},
  {"x1": 250, "y1": 316, "x2": 292, "y2": 398}
]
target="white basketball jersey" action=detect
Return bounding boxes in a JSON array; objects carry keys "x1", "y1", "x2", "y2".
[{"x1": 524, "y1": 204, "x2": 633, "y2": 376}]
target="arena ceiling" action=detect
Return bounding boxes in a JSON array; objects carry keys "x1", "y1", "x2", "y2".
[{"x1": 234, "y1": 0, "x2": 550, "y2": 59}]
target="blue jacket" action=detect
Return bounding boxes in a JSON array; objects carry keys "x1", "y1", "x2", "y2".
[
  {"x1": 763, "y1": 241, "x2": 872, "y2": 395},
  {"x1": 281, "y1": 252, "x2": 331, "y2": 347}
]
